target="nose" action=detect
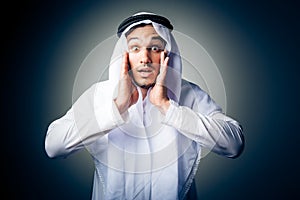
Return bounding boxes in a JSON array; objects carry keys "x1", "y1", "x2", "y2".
[{"x1": 140, "y1": 48, "x2": 151, "y2": 64}]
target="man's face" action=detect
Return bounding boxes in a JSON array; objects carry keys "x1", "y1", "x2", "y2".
[{"x1": 126, "y1": 25, "x2": 166, "y2": 88}]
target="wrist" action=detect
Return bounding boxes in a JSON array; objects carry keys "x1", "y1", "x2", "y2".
[
  {"x1": 157, "y1": 99, "x2": 170, "y2": 115},
  {"x1": 114, "y1": 99, "x2": 128, "y2": 114}
]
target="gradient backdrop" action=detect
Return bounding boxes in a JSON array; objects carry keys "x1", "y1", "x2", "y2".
[{"x1": 4, "y1": 0, "x2": 299, "y2": 199}]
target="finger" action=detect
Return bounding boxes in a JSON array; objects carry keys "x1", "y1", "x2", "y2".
[
  {"x1": 160, "y1": 51, "x2": 169, "y2": 70},
  {"x1": 157, "y1": 52, "x2": 169, "y2": 84},
  {"x1": 163, "y1": 56, "x2": 169, "y2": 67},
  {"x1": 160, "y1": 50, "x2": 165, "y2": 66},
  {"x1": 164, "y1": 49, "x2": 168, "y2": 58},
  {"x1": 161, "y1": 49, "x2": 169, "y2": 65},
  {"x1": 161, "y1": 56, "x2": 169, "y2": 79},
  {"x1": 121, "y1": 52, "x2": 129, "y2": 76}
]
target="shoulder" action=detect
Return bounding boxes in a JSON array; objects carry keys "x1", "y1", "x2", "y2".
[
  {"x1": 94, "y1": 80, "x2": 113, "y2": 89},
  {"x1": 80, "y1": 80, "x2": 113, "y2": 96},
  {"x1": 180, "y1": 79, "x2": 208, "y2": 100},
  {"x1": 93, "y1": 80, "x2": 116, "y2": 98},
  {"x1": 73, "y1": 80, "x2": 114, "y2": 103},
  {"x1": 180, "y1": 79, "x2": 222, "y2": 115}
]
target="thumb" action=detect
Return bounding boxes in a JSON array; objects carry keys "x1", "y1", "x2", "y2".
[{"x1": 121, "y1": 52, "x2": 129, "y2": 77}]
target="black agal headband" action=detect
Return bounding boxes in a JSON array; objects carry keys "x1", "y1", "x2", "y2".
[{"x1": 117, "y1": 14, "x2": 173, "y2": 37}]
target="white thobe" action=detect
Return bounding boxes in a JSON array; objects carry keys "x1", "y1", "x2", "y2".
[{"x1": 45, "y1": 79, "x2": 244, "y2": 200}]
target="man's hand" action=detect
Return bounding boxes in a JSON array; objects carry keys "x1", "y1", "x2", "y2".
[
  {"x1": 149, "y1": 51, "x2": 170, "y2": 115},
  {"x1": 114, "y1": 52, "x2": 138, "y2": 114}
]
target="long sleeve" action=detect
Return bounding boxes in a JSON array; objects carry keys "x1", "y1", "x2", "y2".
[
  {"x1": 45, "y1": 82, "x2": 128, "y2": 158},
  {"x1": 162, "y1": 100, "x2": 244, "y2": 158}
]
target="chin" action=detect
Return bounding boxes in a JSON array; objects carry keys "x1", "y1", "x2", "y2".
[
  {"x1": 140, "y1": 83, "x2": 155, "y2": 89},
  {"x1": 135, "y1": 80, "x2": 155, "y2": 89}
]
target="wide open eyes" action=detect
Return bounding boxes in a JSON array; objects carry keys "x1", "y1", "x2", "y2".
[
  {"x1": 150, "y1": 46, "x2": 162, "y2": 53},
  {"x1": 129, "y1": 46, "x2": 140, "y2": 52},
  {"x1": 128, "y1": 45, "x2": 163, "y2": 53}
]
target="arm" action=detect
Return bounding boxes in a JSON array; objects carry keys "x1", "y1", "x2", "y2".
[
  {"x1": 45, "y1": 82, "x2": 128, "y2": 158},
  {"x1": 147, "y1": 52, "x2": 244, "y2": 158},
  {"x1": 162, "y1": 100, "x2": 244, "y2": 158}
]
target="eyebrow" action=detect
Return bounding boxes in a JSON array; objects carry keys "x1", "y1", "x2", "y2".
[
  {"x1": 151, "y1": 36, "x2": 165, "y2": 43},
  {"x1": 127, "y1": 37, "x2": 140, "y2": 43},
  {"x1": 127, "y1": 36, "x2": 165, "y2": 44}
]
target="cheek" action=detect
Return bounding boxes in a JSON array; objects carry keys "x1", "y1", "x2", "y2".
[
  {"x1": 128, "y1": 53, "x2": 138, "y2": 67},
  {"x1": 151, "y1": 53, "x2": 161, "y2": 64},
  {"x1": 151, "y1": 54, "x2": 161, "y2": 73},
  {"x1": 128, "y1": 53, "x2": 139, "y2": 62}
]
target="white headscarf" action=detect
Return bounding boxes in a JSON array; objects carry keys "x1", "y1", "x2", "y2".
[
  {"x1": 109, "y1": 12, "x2": 182, "y2": 103},
  {"x1": 88, "y1": 12, "x2": 197, "y2": 199}
]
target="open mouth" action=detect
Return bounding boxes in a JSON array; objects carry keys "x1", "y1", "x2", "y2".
[
  {"x1": 137, "y1": 67, "x2": 154, "y2": 77},
  {"x1": 137, "y1": 67, "x2": 153, "y2": 72},
  {"x1": 138, "y1": 71, "x2": 153, "y2": 78}
]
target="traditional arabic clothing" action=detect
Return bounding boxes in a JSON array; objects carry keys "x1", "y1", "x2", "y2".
[{"x1": 45, "y1": 12, "x2": 244, "y2": 200}]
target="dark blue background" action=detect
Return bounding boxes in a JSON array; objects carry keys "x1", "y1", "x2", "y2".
[{"x1": 4, "y1": 0, "x2": 299, "y2": 199}]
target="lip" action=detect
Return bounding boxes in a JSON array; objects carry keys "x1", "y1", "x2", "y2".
[
  {"x1": 137, "y1": 67, "x2": 153, "y2": 72},
  {"x1": 137, "y1": 67, "x2": 154, "y2": 77},
  {"x1": 138, "y1": 70, "x2": 153, "y2": 78}
]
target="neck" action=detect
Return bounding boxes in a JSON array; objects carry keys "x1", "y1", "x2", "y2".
[
  {"x1": 137, "y1": 83, "x2": 155, "y2": 100},
  {"x1": 140, "y1": 87, "x2": 148, "y2": 100}
]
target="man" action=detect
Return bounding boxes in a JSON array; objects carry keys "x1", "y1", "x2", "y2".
[{"x1": 45, "y1": 12, "x2": 244, "y2": 200}]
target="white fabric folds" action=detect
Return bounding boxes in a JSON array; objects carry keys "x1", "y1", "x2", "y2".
[{"x1": 45, "y1": 12, "x2": 244, "y2": 200}]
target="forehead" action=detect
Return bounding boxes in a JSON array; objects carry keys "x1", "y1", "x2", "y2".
[{"x1": 126, "y1": 25, "x2": 160, "y2": 41}]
